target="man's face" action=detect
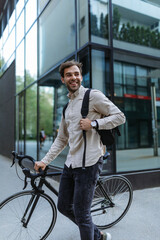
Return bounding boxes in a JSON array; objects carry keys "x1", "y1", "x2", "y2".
[{"x1": 61, "y1": 65, "x2": 83, "y2": 93}]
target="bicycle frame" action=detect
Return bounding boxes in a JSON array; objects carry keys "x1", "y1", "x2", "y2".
[
  {"x1": 19, "y1": 171, "x2": 61, "y2": 228},
  {"x1": 39, "y1": 173, "x2": 60, "y2": 197},
  {"x1": 91, "y1": 179, "x2": 115, "y2": 215}
]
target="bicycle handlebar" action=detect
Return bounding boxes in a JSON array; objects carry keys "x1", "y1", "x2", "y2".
[
  {"x1": 11, "y1": 151, "x2": 62, "y2": 179},
  {"x1": 11, "y1": 151, "x2": 47, "y2": 184}
]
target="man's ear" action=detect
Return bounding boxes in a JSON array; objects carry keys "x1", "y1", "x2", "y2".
[{"x1": 61, "y1": 77, "x2": 65, "y2": 84}]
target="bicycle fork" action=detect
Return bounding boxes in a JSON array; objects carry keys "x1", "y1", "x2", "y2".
[{"x1": 21, "y1": 193, "x2": 41, "y2": 228}]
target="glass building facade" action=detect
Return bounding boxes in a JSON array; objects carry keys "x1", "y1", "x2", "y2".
[{"x1": 0, "y1": 0, "x2": 160, "y2": 176}]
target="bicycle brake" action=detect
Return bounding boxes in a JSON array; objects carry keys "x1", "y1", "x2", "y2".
[
  {"x1": 23, "y1": 176, "x2": 28, "y2": 190},
  {"x1": 11, "y1": 151, "x2": 18, "y2": 167},
  {"x1": 11, "y1": 156, "x2": 15, "y2": 167}
]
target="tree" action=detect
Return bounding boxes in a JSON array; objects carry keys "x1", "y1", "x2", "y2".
[
  {"x1": 113, "y1": 7, "x2": 121, "y2": 39},
  {"x1": 90, "y1": 13, "x2": 99, "y2": 36}
]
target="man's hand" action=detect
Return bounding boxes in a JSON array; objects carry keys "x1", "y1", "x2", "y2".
[
  {"x1": 34, "y1": 161, "x2": 46, "y2": 172},
  {"x1": 80, "y1": 118, "x2": 92, "y2": 130}
]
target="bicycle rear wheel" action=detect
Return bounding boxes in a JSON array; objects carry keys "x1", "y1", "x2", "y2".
[
  {"x1": 91, "y1": 175, "x2": 133, "y2": 229},
  {"x1": 0, "y1": 190, "x2": 57, "y2": 240}
]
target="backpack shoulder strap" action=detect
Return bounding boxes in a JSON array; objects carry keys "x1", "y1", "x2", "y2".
[
  {"x1": 81, "y1": 89, "x2": 91, "y2": 169},
  {"x1": 81, "y1": 89, "x2": 91, "y2": 118},
  {"x1": 115, "y1": 126, "x2": 121, "y2": 136},
  {"x1": 63, "y1": 102, "x2": 69, "y2": 119}
]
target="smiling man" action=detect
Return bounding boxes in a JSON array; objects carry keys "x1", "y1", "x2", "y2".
[{"x1": 35, "y1": 60, "x2": 126, "y2": 240}]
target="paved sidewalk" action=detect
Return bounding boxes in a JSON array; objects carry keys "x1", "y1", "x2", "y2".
[{"x1": 0, "y1": 155, "x2": 160, "y2": 240}]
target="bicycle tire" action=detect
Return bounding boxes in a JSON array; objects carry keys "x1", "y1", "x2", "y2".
[
  {"x1": 0, "y1": 190, "x2": 57, "y2": 240},
  {"x1": 91, "y1": 175, "x2": 133, "y2": 229}
]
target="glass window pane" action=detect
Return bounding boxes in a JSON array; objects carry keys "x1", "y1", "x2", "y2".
[
  {"x1": 38, "y1": 0, "x2": 50, "y2": 15},
  {"x1": 77, "y1": 0, "x2": 89, "y2": 48},
  {"x1": 16, "y1": 10, "x2": 24, "y2": 46},
  {"x1": 114, "y1": 62, "x2": 123, "y2": 97},
  {"x1": 39, "y1": 86, "x2": 54, "y2": 158},
  {"x1": 16, "y1": 94, "x2": 25, "y2": 154},
  {"x1": 3, "y1": 28, "x2": 15, "y2": 63},
  {"x1": 26, "y1": 0, "x2": 37, "y2": 33},
  {"x1": 3, "y1": 25, "x2": 8, "y2": 44},
  {"x1": 90, "y1": 0, "x2": 109, "y2": 45},
  {"x1": 16, "y1": 40, "x2": 24, "y2": 93},
  {"x1": 9, "y1": 10, "x2": 15, "y2": 32},
  {"x1": 124, "y1": 64, "x2": 136, "y2": 95},
  {"x1": 113, "y1": 2, "x2": 160, "y2": 56},
  {"x1": 16, "y1": 0, "x2": 24, "y2": 19},
  {"x1": 136, "y1": 66, "x2": 148, "y2": 97},
  {"x1": 26, "y1": 84, "x2": 37, "y2": 160},
  {"x1": 39, "y1": 67, "x2": 68, "y2": 166},
  {"x1": 92, "y1": 49, "x2": 105, "y2": 92},
  {"x1": 137, "y1": 66, "x2": 148, "y2": 86},
  {"x1": 39, "y1": 0, "x2": 75, "y2": 76},
  {"x1": 26, "y1": 23, "x2": 37, "y2": 85},
  {"x1": 79, "y1": 48, "x2": 90, "y2": 88},
  {"x1": 91, "y1": 49, "x2": 111, "y2": 97},
  {"x1": 116, "y1": 62, "x2": 160, "y2": 172}
]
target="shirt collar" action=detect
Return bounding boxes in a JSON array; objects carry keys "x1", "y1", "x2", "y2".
[{"x1": 67, "y1": 85, "x2": 84, "y2": 99}]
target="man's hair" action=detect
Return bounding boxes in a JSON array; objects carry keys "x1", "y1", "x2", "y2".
[{"x1": 59, "y1": 60, "x2": 83, "y2": 77}]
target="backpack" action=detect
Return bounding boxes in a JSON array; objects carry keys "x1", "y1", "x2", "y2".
[{"x1": 63, "y1": 89, "x2": 121, "y2": 168}]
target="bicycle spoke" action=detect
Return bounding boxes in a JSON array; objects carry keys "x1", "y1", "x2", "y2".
[
  {"x1": 91, "y1": 176, "x2": 133, "y2": 229},
  {"x1": 0, "y1": 191, "x2": 57, "y2": 240}
]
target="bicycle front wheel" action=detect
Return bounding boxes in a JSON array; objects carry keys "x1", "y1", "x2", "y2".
[
  {"x1": 0, "y1": 190, "x2": 57, "y2": 240},
  {"x1": 91, "y1": 175, "x2": 133, "y2": 229}
]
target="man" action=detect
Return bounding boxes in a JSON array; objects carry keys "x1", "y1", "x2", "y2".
[{"x1": 34, "y1": 60, "x2": 126, "y2": 240}]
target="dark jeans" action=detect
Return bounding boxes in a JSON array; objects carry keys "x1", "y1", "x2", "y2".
[{"x1": 57, "y1": 157, "x2": 103, "y2": 240}]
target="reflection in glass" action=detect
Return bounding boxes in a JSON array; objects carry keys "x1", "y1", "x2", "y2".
[
  {"x1": 79, "y1": 48, "x2": 90, "y2": 88},
  {"x1": 124, "y1": 64, "x2": 135, "y2": 95},
  {"x1": 114, "y1": 62, "x2": 123, "y2": 97},
  {"x1": 77, "y1": 0, "x2": 89, "y2": 48},
  {"x1": 115, "y1": 61, "x2": 160, "y2": 172},
  {"x1": 39, "y1": 0, "x2": 75, "y2": 76},
  {"x1": 148, "y1": 69, "x2": 160, "y2": 98},
  {"x1": 92, "y1": 49, "x2": 105, "y2": 93},
  {"x1": 16, "y1": 41, "x2": 24, "y2": 93},
  {"x1": 16, "y1": 94, "x2": 25, "y2": 154},
  {"x1": 26, "y1": 0, "x2": 37, "y2": 33},
  {"x1": 26, "y1": 23, "x2": 37, "y2": 85},
  {"x1": 9, "y1": 10, "x2": 15, "y2": 32},
  {"x1": 0, "y1": 36, "x2": 2, "y2": 49},
  {"x1": 16, "y1": 0, "x2": 24, "y2": 19},
  {"x1": 26, "y1": 84, "x2": 37, "y2": 160},
  {"x1": 39, "y1": 66, "x2": 69, "y2": 166},
  {"x1": 16, "y1": 10, "x2": 24, "y2": 46},
  {"x1": 136, "y1": 66, "x2": 148, "y2": 96},
  {"x1": 90, "y1": 0, "x2": 109, "y2": 45},
  {"x1": 38, "y1": 0, "x2": 50, "y2": 15},
  {"x1": 39, "y1": 87, "x2": 54, "y2": 159},
  {"x1": 113, "y1": 2, "x2": 160, "y2": 53},
  {"x1": 3, "y1": 28, "x2": 15, "y2": 63},
  {"x1": 3, "y1": 25, "x2": 8, "y2": 44}
]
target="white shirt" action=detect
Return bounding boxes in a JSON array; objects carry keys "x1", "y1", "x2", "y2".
[{"x1": 41, "y1": 86, "x2": 126, "y2": 168}]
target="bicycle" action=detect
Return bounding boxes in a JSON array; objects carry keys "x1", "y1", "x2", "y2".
[{"x1": 0, "y1": 151, "x2": 133, "y2": 240}]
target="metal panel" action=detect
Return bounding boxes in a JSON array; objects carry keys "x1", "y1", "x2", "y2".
[{"x1": 0, "y1": 61, "x2": 15, "y2": 158}]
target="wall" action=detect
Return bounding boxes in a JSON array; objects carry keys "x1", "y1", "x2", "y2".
[{"x1": 0, "y1": 61, "x2": 15, "y2": 158}]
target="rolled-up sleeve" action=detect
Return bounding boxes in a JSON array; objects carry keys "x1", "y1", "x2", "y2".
[{"x1": 41, "y1": 117, "x2": 69, "y2": 166}]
